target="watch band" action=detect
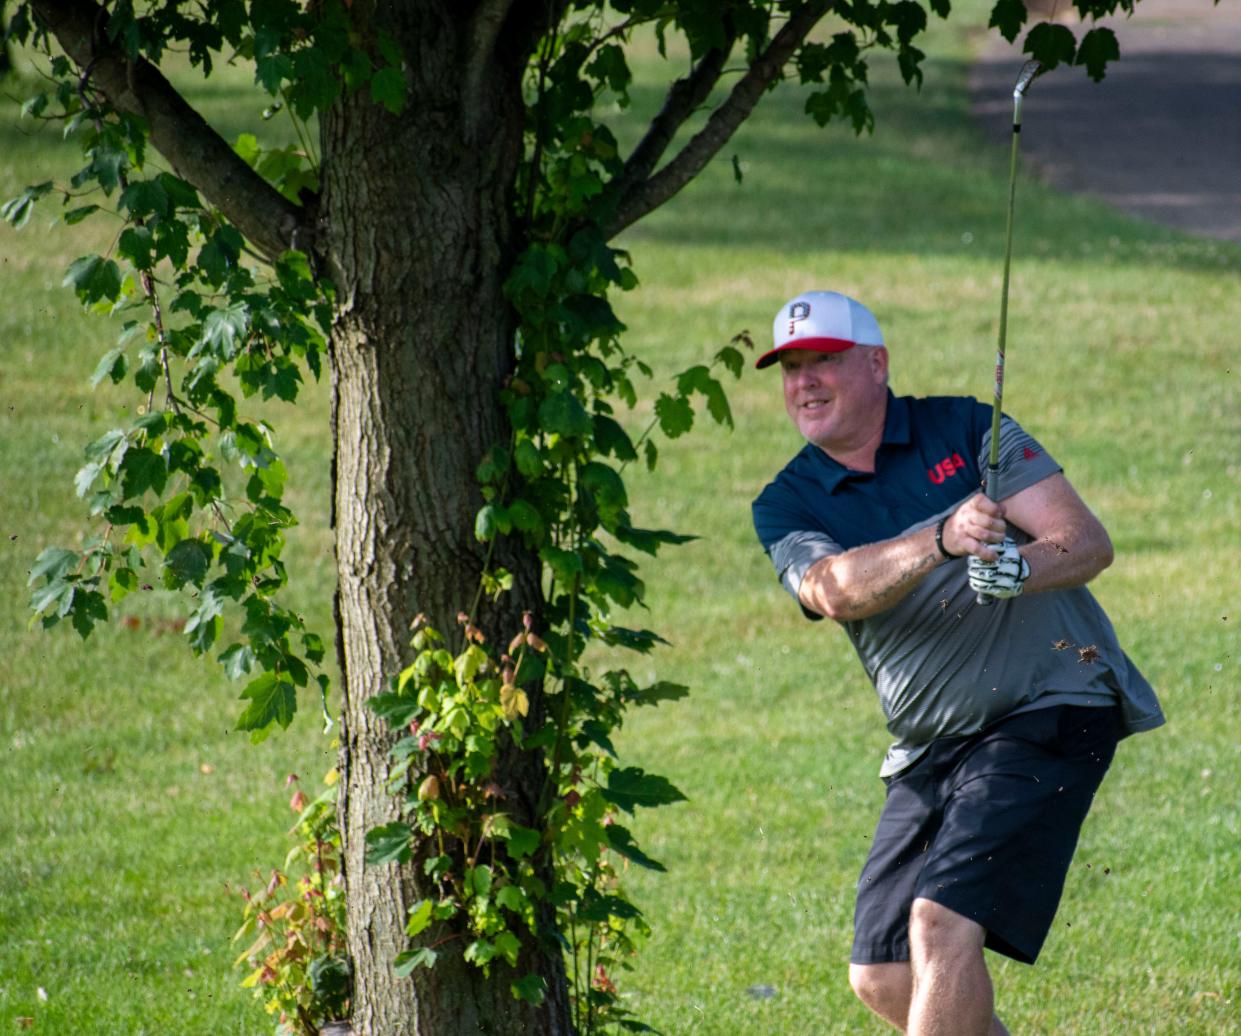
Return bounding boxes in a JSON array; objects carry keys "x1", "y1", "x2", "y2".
[{"x1": 935, "y1": 517, "x2": 960, "y2": 560}]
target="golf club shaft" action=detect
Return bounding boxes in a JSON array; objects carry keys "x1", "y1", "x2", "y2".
[{"x1": 979, "y1": 62, "x2": 1041, "y2": 606}]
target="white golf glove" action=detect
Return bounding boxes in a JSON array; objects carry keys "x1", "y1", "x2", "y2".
[{"x1": 968, "y1": 538, "x2": 1030, "y2": 599}]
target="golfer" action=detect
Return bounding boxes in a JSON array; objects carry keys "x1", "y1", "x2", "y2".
[{"x1": 751, "y1": 291, "x2": 1163, "y2": 1036}]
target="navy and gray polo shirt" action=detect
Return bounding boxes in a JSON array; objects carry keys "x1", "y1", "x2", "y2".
[{"x1": 753, "y1": 392, "x2": 1164, "y2": 776}]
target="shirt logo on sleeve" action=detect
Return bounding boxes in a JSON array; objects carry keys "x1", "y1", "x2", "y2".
[
  {"x1": 927, "y1": 452, "x2": 967, "y2": 485},
  {"x1": 1023, "y1": 446, "x2": 1041, "y2": 460}
]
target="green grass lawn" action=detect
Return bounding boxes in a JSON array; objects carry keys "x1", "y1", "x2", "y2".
[{"x1": 2, "y1": 6, "x2": 1238, "y2": 1035}]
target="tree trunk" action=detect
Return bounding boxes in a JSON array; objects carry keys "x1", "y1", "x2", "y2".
[{"x1": 322, "y1": 8, "x2": 571, "y2": 1034}]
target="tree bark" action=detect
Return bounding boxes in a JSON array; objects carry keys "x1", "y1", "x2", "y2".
[{"x1": 322, "y1": 6, "x2": 571, "y2": 1034}]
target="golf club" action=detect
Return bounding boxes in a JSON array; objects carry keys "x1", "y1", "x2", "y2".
[{"x1": 979, "y1": 60, "x2": 1043, "y2": 606}]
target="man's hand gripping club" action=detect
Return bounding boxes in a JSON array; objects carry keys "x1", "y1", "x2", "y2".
[{"x1": 942, "y1": 493, "x2": 1031, "y2": 600}]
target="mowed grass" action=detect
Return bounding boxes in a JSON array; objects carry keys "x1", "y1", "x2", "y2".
[{"x1": 1, "y1": 6, "x2": 1238, "y2": 1035}]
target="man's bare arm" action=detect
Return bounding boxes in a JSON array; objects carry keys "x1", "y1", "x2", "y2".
[
  {"x1": 798, "y1": 494, "x2": 1006, "y2": 621},
  {"x1": 1001, "y1": 473, "x2": 1113, "y2": 592}
]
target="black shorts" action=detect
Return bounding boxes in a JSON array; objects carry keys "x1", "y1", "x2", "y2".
[{"x1": 851, "y1": 703, "x2": 1122, "y2": 966}]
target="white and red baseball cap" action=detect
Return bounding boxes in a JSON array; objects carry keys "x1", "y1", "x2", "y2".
[{"x1": 755, "y1": 291, "x2": 885, "y2": 369}]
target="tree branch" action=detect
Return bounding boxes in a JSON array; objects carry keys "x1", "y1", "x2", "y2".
[
  {"x1": 604, "y1": 30, "x2": 736, "y2": 216},
  {"x1": 602, "y1": 0, "x2": 834, "y2": 240},
  {"x1": 29, "y1": 0, "x2": 311, "y2": 262}
]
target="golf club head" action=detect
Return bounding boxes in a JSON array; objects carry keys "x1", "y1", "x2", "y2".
[{"x1": 1013, "y1": 60, "x2": 1044, "y2": 100}]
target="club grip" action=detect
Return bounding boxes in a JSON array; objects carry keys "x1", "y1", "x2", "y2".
[{"x1": 976, "y1": 464, "x2": 1002, "y2": 606}]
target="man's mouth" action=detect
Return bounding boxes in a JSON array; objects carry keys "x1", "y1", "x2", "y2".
[{"x1": 800, "y1": 398, "x2": 830, "y2": 411}]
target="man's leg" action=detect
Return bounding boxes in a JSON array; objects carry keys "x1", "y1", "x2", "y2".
[
  {"x1": 849, "y1": 962, "x2": 912, "y2": 1031},
  {"x1": 906, "y1": 898, "x2": 1010, "y2": 1036}
]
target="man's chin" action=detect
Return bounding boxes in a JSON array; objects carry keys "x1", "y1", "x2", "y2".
[{"x1": 797, "y1": 420, "x2": 835, "y2": 446}]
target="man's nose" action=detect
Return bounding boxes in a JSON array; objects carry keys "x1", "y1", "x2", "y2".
[{"x1": 791, "y1": 364, "x2": 818, "y2": 388}]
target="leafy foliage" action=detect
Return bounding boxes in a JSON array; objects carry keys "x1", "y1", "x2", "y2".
[
  {"x1": 233, "y1": 771, "x2": 350, "y2": 1035},
  {"x1": 366, "y1": 614, "x2": 689, "y2": 1032}
]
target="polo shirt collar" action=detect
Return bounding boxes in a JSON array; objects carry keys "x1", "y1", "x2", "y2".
[{"x1": 808, "y1": 390, "x2": 909, "y2": 492}]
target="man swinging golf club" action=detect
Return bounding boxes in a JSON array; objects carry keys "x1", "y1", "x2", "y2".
[
  {"x1": 750, "y1": 287, "x2": 1164, "y2": 1034},
  {"x1": 753, "y1": 63, "x2": 1163, "y2": 1033}
]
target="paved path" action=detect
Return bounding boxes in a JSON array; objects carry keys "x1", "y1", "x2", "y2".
[{"x1": 970, "y1": 0, "x2": 1241, "y2": 241}]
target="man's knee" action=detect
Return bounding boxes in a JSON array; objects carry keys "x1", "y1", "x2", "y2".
[
  {"x1": 849, "y1": 961, "x2": 911, "y2": 1018},
  {"x1": 909, "y1": 897, "x2": 986, "y2": 959}
]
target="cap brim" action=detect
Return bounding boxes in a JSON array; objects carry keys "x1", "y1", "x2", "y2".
[{"x1": 754, "y1": 336, "x2": 858, "y2": 369}]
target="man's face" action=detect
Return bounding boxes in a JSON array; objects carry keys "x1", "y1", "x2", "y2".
[{"x1": 779, "y1": 346, "x2": 889, "y2": 452}]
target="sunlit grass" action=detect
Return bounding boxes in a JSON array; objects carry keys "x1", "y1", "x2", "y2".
[{"x1": 1, "y1": 4, "x2": 1238, "y2": 1034}]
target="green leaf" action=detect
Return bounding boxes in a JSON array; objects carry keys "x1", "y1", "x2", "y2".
[
  {"x1": 31, "y1": 579, "x2": 74, "y2": 619},
  {"x1": 579, "y1": 461, "x2": 627, "y2": 513},
  {"x1": 118, "y1": 178, "x2": 170, "y2": 220},
  {"x1": 496, "y1": 885, "x2": 530, "y2": 914},
  {"x1": 505, "y1": 247, "x2": 559, "y2": 302},
  {"x1": 538, "y1": 392, "x2": 593, "y2": 439},
  {"x1": 988, "y1": 0, "x2": 1027, "y2": 43},
  {"x1": 577, "y1": 888, "x2": 642, "y2": 923},
  {"x1": 70, "y1": 589, "x2": 108, "y2": 638},
  {"x1": 454, "y1": 644, "x2": 487, "y2": 688},
  {"x1": 511, "y1": 974, "x2": 547, "y2": 1006},
  {"x1": 540, "y1": 546, "x2": 583, "y2": 587},
  {"x1": 201, "y1": 302, "x2": 250, "y2": 356},
  {"x1": 1, "y1": 181, "x2": 53, "y2": 228},
  {"x1": 507, "y1": 499, "x2": 545, "y2": 541},
  {"x1": 605, "y1": 824, "x2": 667, "y2": 872},
  {"x1": 63, "y1": 204, "x2": 101, "y2": 225},
  {"x1": 615, "y1": 524, "x2": 697, "y2": 556},
  {"x1": 513, "y1": 439, "x2": 544, "y2": 478},
  {"x1": 406, "y1": 899, "x2": 434, "y2": 937},
  {"x1": 63, "y1": 255, "x2": 123, "y2": 306},
  {"x1": 1075, "y1": 26, "x2": 1120, "y2": 82},
  {"x1": 108, "y1": 567, "x2": 138, "y2": 603},
  {"x1": 164, "y1": 538, "x2": 211, "y2": 587},
  {"x1": 714, "y1": 344, "x2": 745, "y2": 377},
  {"x1": 219, "y1": 643, "x2": 256, "y2": 680},
  {"x1": 424, "y1": 854, "x2": 452, "y2": 879},
  {"x1": 677, "y1": 364, "x2": 733, "y2": 428},
  {"x1": 1023, "y1": 21, "x2": 1078, "y2": 70},
  {"x1": 28, "y1": 547, "x2": 79, "y2": 587},
  {"x1": 393, "y1": 947, "x2": 438, "y2": 976},
  {"x1": 592, "y1": 414, "x2": 637, "y2": 461},
  {"x1": 233, "y1": 132, "x2": 261, "y2": 167},
  {"x1": 119, "y1": 446, "x2": 168, "y2": 498},
  {"x1": 466, "y1": 864, "x2": 493, "y2": 897},
  {"x1": 155, "y1": 172, "x2": 201, "y2": 210},
  {"x1": 475, "y1": 503, "x2": 511, "y2": 542},
  {"x1": 367, "y1": 692, "x2": 422, "y2": 728},
  {"x1": 365, "y1": 822, "x2": 414, "y2": 866},
  {"x1": 504, "y1": 824, "x2": 541, "y2": 860},
  {"x1": 476, "y1": 445, "x2": 510, "y2": 485},
  {"x1": 371, "y1": 65, "x2": 407, "y2": 115},
  {"x1": 654, "y1": 393, "x2": 693, "y2": 438},
  {"x1": 494, "y1": 930, "x2": 520, "y2": 966},
  {"x1": 90, "y1": 347, "x2": 128, "y2": 388},
  {"x1": 236, "y1": 670, "x2": 297, "y2": 740},
  {"x1": 85, "y1": 428, "x2": 127, "y2": 465},
  {"x1": 602, "y1": 767, "x2": 687, "y2": 814}
]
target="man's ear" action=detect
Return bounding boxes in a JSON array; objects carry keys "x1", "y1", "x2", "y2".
[{"x1": 870, "y1": 346, "x2": 890, "y2": 384}]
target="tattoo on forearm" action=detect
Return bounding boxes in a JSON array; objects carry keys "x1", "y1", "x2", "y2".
[{"x1": 860, "y1": 550, "x2": 938, "y2": 609}]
